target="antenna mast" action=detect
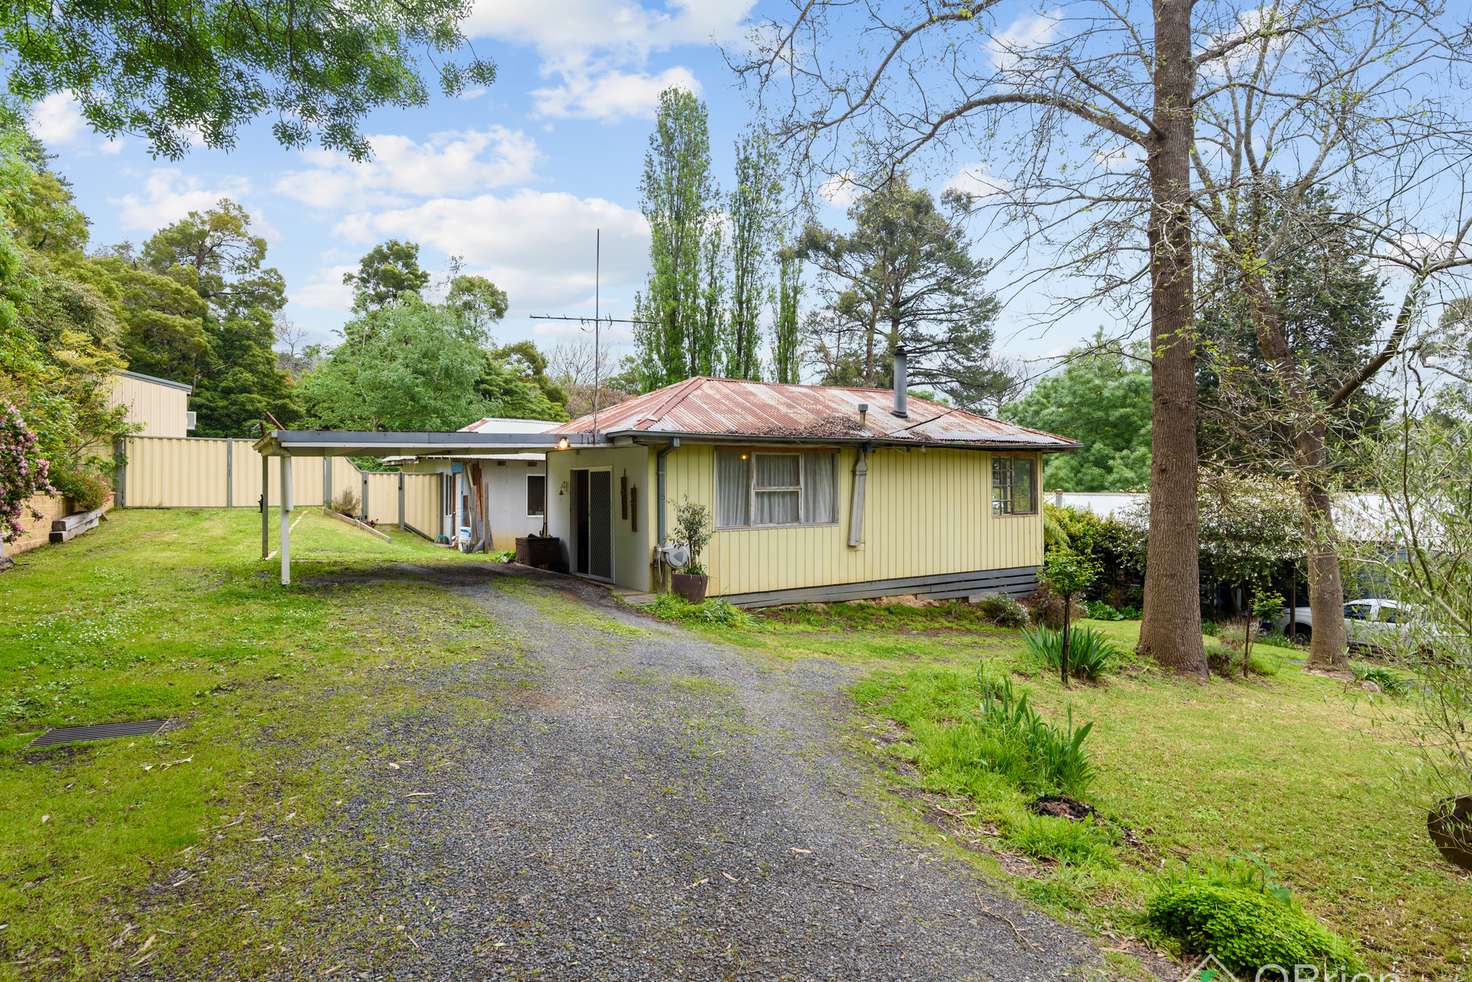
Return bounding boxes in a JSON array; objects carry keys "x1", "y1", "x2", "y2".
[{"x1": 530, "y1": 228, "x2": 651, "y2": 443}]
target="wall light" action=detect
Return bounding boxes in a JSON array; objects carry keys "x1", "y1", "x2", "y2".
[{"x1": 556, "y1": 436, "x2": 570, "y2": 451}]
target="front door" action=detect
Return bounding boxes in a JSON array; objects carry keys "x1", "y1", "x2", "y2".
[{"x1": 570, "y1": 468, "x2": 613, "y2": 581}]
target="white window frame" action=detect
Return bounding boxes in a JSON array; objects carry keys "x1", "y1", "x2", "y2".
[
  {"x1": 714, "y1": 449, "x2": 839, "y2": 530},
  {"x1": 751, "y1": 452, "x2": 804, "y2": 526},
  {"x1": 526, "y1": 473, "x2": 547, "y2": 518}
]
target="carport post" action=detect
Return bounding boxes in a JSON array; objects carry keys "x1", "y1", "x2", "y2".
[
  {"x1": 279, "y1": 454, "x2": 292, "y2": 586},
  {"x1": 397, "y1": 472, "x2": 406, "y2": 528},
  {"x1": 260, "y1": 453, "x2": 270, "y2": 559}
]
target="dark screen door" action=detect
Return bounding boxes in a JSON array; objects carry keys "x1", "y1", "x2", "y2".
[
  {"x1": 588, "y1": 471, "x2": 613, "y2": 580},
  {"x1": 572, "y1": 470, "x2": 590, "y2": 574}
]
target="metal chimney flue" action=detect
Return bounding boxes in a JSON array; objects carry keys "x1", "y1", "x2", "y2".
[
  {"x1": 891, "y1": 345, "x2": 909, "y2": 418},
  {"x1": 858, "y1": 402, "x2": 869, "y2": 428}
]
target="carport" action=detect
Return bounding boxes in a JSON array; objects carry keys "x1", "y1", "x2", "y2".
[{"x1": 251, "y1": 429, "x2": 595, "y2": 585}]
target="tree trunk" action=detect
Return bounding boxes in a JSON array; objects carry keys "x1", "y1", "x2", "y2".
[
  {"x1": 1298, "y1": 421, "x2": 1349, "y2": 668},
  {"x1": 1137, "y1": 0, "x2": 1207, "y2": 678}
]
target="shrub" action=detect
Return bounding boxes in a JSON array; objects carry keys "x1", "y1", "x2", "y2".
[
  {"x1": 1020, "y1": 586, "x2": 1087, "y2": 630},
  {"x1": 649, "y1": 594, "x2": 751, "y2": 627},
  {"x1": 1350, "y1": 661, "x2": 1412, "y2": 696},
  {"x1": 331, "y1": 488, "x2": 359, "y2": 516},
  {"x1": 48, "y1": 466, "x2": 109, "y2": 511},
  {"x1": 673, "y1": 498, "x2": 712, "y2": 576},
  {"x1": 1024, "y1": 626, "x2": 1121, "y2": 681},
  {"x1": 1206, "y1": 641, "x2": 1279, "y2": 679},
  {"x1": 973, "y1": 592, "x2": 1029, "y2": 627},
  {"x1": 975, "y1": 677, "x2": 1095, "y2": 797},
  {"x1": 1146, "y1": 877, "x2": 1360, "y2": 977},
  {"x1": 1086, "y1": 600, "x2": 1143, "y2": 621}
]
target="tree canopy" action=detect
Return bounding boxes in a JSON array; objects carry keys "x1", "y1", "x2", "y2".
[
  {"x1": 129, "y1": 201, "x2": 300, "y2": 435},
  {"x1": 345, "y1": 240, "x2": 432, "y2": 313},
  {"x1": 797, "y1": 175, "x2": 1006, "y2": 408},
  {"x1": 2, "y1": 0, "x2": 495, "y2": 159},
  {"x1": 1005, "y1": 339, "x2": 1152, "y2": 492}
]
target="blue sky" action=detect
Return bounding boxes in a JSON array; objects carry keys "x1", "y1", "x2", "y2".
[{"x1": 31, "y1": 0, "x2": 1105, "y2": 373}]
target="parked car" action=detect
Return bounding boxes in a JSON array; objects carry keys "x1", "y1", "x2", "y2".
[{"x1": 1269, "y1": 598, "x2": 1417, "y2": 653}]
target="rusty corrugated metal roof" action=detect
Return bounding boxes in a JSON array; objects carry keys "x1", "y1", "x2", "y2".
[{"x1": 553, "y1": 377, "x2": 1078, "y2": 450}]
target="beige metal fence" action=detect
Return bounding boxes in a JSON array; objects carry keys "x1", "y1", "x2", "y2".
[{"x1": 118, "y1": 436, "x2": 441, "y2": 534}]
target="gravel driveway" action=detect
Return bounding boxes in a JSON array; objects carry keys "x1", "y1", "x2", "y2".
[{"x1": 329, "y1": 566, "x2": 1100, "y2": 980}]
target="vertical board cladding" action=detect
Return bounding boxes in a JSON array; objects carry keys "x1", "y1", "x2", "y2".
[
  {"x1": 660, "y1": 443, "x2": 1043, "y2": 598},
  {"x1": 545, "y1": 444, "x2": 652, "y2": 591}
]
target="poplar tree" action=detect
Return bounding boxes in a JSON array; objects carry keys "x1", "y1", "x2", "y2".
[
  {"x1": 633, "y1": 88, "x2": 715, "y2": 389},
  {"x1": 770, "y1": 244, "x2": 802, "y2": 385},
  {"x1": 724, "y1": 131, "x2": 780, "y2": 380}
]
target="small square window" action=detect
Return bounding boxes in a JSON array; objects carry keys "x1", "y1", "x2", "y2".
[{"x1": 991, "y1": 456, "x2": 1037, "y2": 515}]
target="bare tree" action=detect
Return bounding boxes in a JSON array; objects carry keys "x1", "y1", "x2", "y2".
[
  {"x1": 1188, "y1": 3, "x2": 1472, "y2": 668},
  {"x1": 274, "y1": 316, "x2": 313, "y2": 377},
  {"x1": 735, "y1": 0, "x2": 1472, "y2": 676},
  {"x1": 547, "y1": 339, "x2": 632, "y2": 419}
]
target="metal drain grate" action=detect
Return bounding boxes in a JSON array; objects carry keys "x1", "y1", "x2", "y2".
[{"x1": 30, "y1": 719, "x2": 169, "y2": 748}]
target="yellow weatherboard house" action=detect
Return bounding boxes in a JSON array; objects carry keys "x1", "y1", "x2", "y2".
[{"x1": 539, "y1": 347, "x2": 1078, "y2": 605}]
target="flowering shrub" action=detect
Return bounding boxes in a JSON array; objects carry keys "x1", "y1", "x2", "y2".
[{"x1": 0, "y1": 404, "x2": 54, "y2": 542}]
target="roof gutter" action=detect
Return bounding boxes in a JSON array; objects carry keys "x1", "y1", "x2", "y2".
[{"x1": 604, "y1": 430, "x2": 1079, "y2": 453}]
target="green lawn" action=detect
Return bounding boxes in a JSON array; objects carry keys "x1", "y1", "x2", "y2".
[
  {"x1": 0, "y1": 509, "x2": 518, "y2": 976},
  {"x1": 686, "y1": 602, "x2": 1472, "y2": 979}
]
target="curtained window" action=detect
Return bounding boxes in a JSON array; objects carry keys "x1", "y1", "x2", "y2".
[
  {"x1": 716, "y1": 450, "x2": 837, "y2": 528},
  {"x1": 716, "y1": 450, "x2": 750, "y2": 527},
  {"x1": 526, "y1": 474, "x2": 546, "y2": 516},
  {"x1": 991, "y1": 455, "x2": 1037, "y2": 515}
]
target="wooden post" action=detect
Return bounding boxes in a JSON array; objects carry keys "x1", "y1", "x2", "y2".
[
  {"x1": 260, "y1": 452, "x2": 270, "y2": 559},
  {"x1": 114, "y1": 436, "x2": 127, "y2": 508},
  {"x1": 397, "y1": 472, "x2": 406, "y2": 528},
  {"x1": 280, "y1": 454, "x2": 292, "y2": 586}
]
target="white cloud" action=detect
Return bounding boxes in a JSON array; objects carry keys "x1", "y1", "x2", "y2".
[
  {"x1": 464, "y1": 0, "x2": 751, "y2": 56},
  {"x1": 945, "y1": 163, "x2": 1013, "y2": 200},
  {"x1": 819, "y1": 171, "x2": 860, "y2": 208},
  {"x1": 291, "y1": 264, "x2": 358, "y2": 312},
  {"x1": 466, "y1": 0, "x2": 750, "y2": 125},
  {"x1": 987, "y1": 10, "x2": 1062, "y2": 73},
  {"x1": 273, "y1": 126, "x2": 540, "y2": 210},
  {"x1": 99, "y1": 137, "x2": 126, "y2": 155},
  {"x1": 29, "y1": 93, "x2": 85, "y2": 146},
  {"x1": 335, "y1": 189, "x2": 649, "y2": 311},
  {"x1": 532, "y1": 65, "x2": 700, "y2": 121},
  {"x1": 112, "y1": 169, "x2": 257, "y2": 232}
]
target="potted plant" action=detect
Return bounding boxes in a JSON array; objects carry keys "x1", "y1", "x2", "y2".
[{"x1": 670, "y1": 498, "x2": 712, "y2": 603}]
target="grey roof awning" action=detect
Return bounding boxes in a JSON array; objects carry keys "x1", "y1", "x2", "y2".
[{"x1": 253, "y1": 430, "x2": 599, "y2": 457}]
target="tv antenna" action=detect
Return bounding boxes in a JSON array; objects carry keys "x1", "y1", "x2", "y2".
[{"x1": 530, "y1": 228, "x2": 651, "y2": 442}]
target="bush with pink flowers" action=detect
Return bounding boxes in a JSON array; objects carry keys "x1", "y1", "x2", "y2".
[{"x1": 0, "y1": 403, "x2": 54, "y2": 542}]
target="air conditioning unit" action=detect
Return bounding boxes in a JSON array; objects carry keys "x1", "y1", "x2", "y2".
[{"x1": 185, "y1": 410, "x2": 197, "y2": 431}]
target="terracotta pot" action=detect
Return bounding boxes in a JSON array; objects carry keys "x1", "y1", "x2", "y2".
[
  {"x1": 1427, "y1": 795, "x2": 1472, "y2": 871},
  {"x1": 671, "y1": 572, "x2": 709, "y2": 604}
]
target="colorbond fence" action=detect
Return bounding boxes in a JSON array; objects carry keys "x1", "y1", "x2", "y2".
[{"x1": 117, "y1": 436, "x2": 442, "y2": 535}]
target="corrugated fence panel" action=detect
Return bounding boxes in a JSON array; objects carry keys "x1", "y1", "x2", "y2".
[
  {"x1": 403, "y1": 475, "x2": 440, "y2": 536},
  {"x1": 364, "y1": 472, "x2": 400, "y2": 525},
  {"x1": 124, "y1": 436, "x2": 229, "y2": 507},
  {"x1": 122, "y1": 437, "x2": 428, "y2": 525}
]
